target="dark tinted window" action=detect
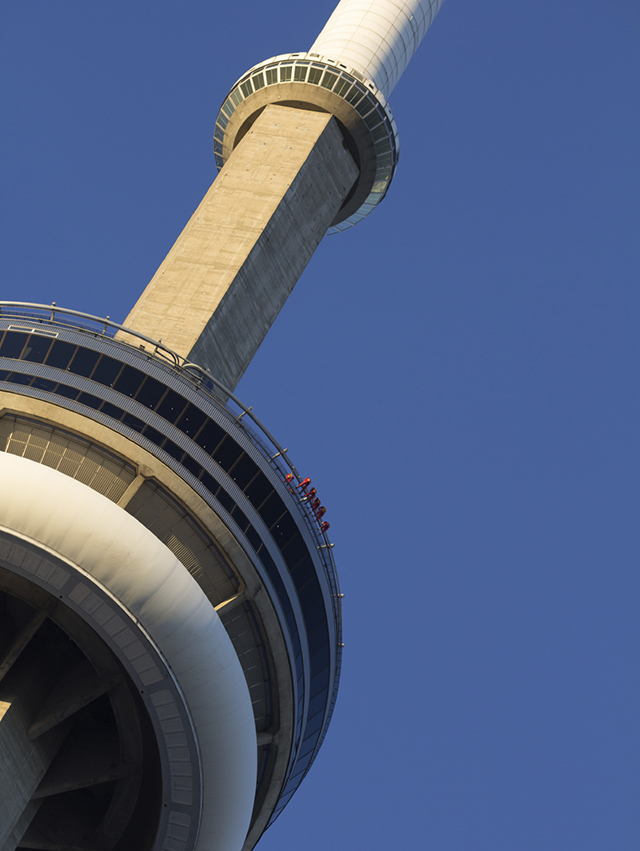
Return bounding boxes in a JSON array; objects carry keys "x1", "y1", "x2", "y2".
[
  {"x1": 22, "y1": 335, "x2": 53, "y2": 363},
  {"x1": 245, "y1": 525, "x2": 262, "y2": 551},
  {"x1": 135, "y1": 376, "x2": 166, "y2": 409},
  {"x1": 142, "y1": 425, "x2": 165, "y2": 448},
  {"x1": 200, "y1": 471, "x2": 219, "y2": 495},
  {"x1": 281, "y1": 531, "x2": 307, "y2": 566},
  {"x1": 213, "y1": 435, "x2": 243, "y2": 471},
  {"x1": 303, "y1": 709, "x2": 325, "y2": 737},
  {"x1": 258, "y1": 546, "x2": 276, "y2": 573},
  {"x1": 290, "y1": 630, "x2": 302, "y2": 660},
  {"x1": 176, "y1": 404, "x2": 207, "y2": 438},
  {"x1": 163, "y1": 440, "x2": 184, "y2": 462},
  {"x1": 303, "y1": 598, "x2": 327, "y2": 633},
  {"x1": 356, "y1": 96, "x2": 374, "y2": 117},
  {"x1": 271, "y1": 514, "x2": 298, "y2": 548},
  {"x1": 293, "y1": 749, "x2": 314, "y2": 774},
  {"x1": 244, "y1": 471, "x2": 273, "y2": 508},
  {"x1": 229, "y1": 453, "x2": 257, "y2": 489},
  {"x1": 182, "y1": 455, "x2": 201, "y2": 478},
  {"x1": 217, "y1": 488, "x2": 234, "y2": 513},
  {"x1": 230, "y1": 505, "x2": 249, "y2": 532},
  {"x1": 31, "y1": 377, "x2": 56, "y2": 392},
  {"x1": 298, "y1": 730, "x2": 320, "y2": 759},
  {"x1": 0, "y1": 332, "x2": 27, "y2": 359},
  {"x1": 194, "y1": 419, "x2": 225, "y2": 453},
  {"x1": 55, "y1": 384, "x2": 79, "y2": 400},
  {"x1": 307, "y1": 624, "x2": 329, "y2": 656},
  {"x1": 113, "y1": 364, "x2": 145, "y2": 397},
  {"x1": 69, "y1": 347, "x2": 100, "y2": 377},
  {"x1": 274, "y1": 790, "x2": 294, "y2": 812},
  {"x1": 290, "y1": 555, "x2": 317, "y2": 589},
  {"x1": 257, "y1": 491, "x2": 286, "y2": 528},
  {"x1": 91, "y1": 356, "x2": 122, "y2": 387},
  {"x1": 122, "y1": 412, "x2": 145, "y2": 433},
  {"x1": 310, "y1": 643, "x2": 330, "y2": 671},
  {"x1": 156, "y1": 389, "x2": 187, "y2": 423},
  {"x1": 260, "y1": 550, "x2": 294, "y2": 621},
  {"x1": 309, "y1": 664, "x2": 330, "y2": 697},
  {"x1": 101, "y1": 401, "x2": 123, "y2": 421},
  {"x1": 285, "y1": 608, "x2": 298, "y2": 637},
  {"x1": 77, "y1": 392, "x2": 102, "y2": 410},
  {"x1": 345, "y1": 84, "x2": 364, "y2": 105},
  {"x1": 290, "y1": 758, "x2": 306, "y2": 782},
  {"x1": 45, "y1": 340, "x2": 76, "y2": 370},
  {"x1": 297, "y1": 576, "x2": 323, "y2": 610},
  {"x1": 7, "y1": 373, "x2": 31, "y2": 386}
]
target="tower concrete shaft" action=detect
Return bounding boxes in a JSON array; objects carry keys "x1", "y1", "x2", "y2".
[
  {"x1": 120, "y1": 106, "x2": 357, "y2": 391},
  {"x1": 122, "y1": 2, "x2": 448, "y2": 390}
]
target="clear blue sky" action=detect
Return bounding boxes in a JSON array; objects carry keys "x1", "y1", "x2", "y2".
[{"x1": 1, "y1": 2, "x2": 638, "y2": 849}]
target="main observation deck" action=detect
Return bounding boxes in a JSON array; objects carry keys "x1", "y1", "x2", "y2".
[{"x1": 0, "y1": 303, "x2": 342, "y2": 849}]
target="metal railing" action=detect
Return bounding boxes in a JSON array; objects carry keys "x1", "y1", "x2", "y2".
[{"x1": 0, "y1": 301, "x2": 342, "y2": 629}]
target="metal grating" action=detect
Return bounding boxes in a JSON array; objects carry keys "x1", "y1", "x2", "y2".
[
  {"x1": 0, "y1": 415, "x2": 136, "y2": 504},
  {"x1": 125, "y1": 480, "x2": 239, "y2": 606}
]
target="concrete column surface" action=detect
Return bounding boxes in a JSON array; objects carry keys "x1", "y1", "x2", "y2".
[{"x1": 120, "y1": 104, "x2": 358, "y2": 391}]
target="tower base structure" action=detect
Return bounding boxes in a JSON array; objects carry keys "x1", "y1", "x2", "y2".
[{"x1": 0, "y1": 306, "x2": 342, "y2": 850}]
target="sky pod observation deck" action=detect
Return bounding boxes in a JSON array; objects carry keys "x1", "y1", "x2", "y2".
[
  {"x1": 0, "y1": 302, "x2": 342, "y2": 850},
  {"x1": 215, "y1": 52, "x2": 400, "y2": 233}
]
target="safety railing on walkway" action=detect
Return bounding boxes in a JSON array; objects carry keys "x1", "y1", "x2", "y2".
[{"x1": 0, "y1": 302, "x2": 342, "y2": 642}]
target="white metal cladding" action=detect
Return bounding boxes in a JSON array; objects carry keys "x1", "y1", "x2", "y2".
[
  {"x1": 311, "y1": 0, "x2": 446, "y2": 97},
  {"x1": 0, "y1": 452, "x2": 257, "y2": 851}
]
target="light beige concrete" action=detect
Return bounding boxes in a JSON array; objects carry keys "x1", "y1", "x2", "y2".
[{"x1": 119, "y1": 104, "x2": 358, "y2": 390}]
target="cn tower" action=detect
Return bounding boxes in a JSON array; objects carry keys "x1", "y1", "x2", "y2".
[{"x1": 0, "y1": 2, "x2": 445, "y2": 849}]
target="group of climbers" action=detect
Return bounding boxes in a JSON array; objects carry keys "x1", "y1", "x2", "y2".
[{"x1": 284, "y1": 474, "x2": 330, "y2": 532}]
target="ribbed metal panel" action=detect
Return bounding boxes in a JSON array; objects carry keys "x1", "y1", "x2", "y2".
[{"x1": 311, "y1": 0, "x2": 446, "y2": 96}]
